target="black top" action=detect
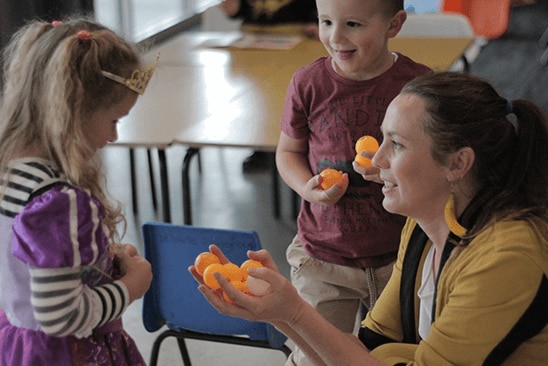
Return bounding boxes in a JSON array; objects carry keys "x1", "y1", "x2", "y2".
[{"x1": 233, "y1": 0, "x2": 317, "y2": 25}]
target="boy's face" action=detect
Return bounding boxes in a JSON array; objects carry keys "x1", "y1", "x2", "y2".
[{"x1": 316, "y1": 0, "x2": 401, "y2": 80}]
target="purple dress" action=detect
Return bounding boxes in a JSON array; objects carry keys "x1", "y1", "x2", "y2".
[{"x1": 0, "y1": 158, "x2": 146, "y2": 365}]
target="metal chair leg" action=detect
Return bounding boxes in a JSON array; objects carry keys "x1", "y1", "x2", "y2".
[
  {"x1": 147, "y1": 148, "x2": 158, "y2": 211},
  {"x1": 149, "y1": 330, "x2": 173, "y2": 366},
  {"x1": 176, "y1": 336, "x2": 192, "y2": 366}
]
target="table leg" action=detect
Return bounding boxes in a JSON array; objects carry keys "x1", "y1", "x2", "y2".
[
  {"x1": 292, "y1": 190, "x2": 300, "y2": 220},
  {"x1": 129, "y1": 148, "x2": 138, "y2": 214},
  {"x1": 158, "y1": 149, "x2": 171, "y2": 223},
  {"x1": 182, "y1": 147, "x2": 200, "y2": 225},
  {"x1": 272, "y1": 161, "x2": 280, "y2": 219}
]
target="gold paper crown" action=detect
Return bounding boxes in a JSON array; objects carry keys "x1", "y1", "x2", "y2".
[{"x1": 102, "y1": 53, "x2": 160, "y2": 95}]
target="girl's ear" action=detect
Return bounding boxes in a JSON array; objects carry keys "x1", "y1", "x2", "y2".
[
  {"x1": 387, "y1": 10, "x2": 407, "y2": 38},
  {"x1": 446, "y1": 146, "x2": 475, "y2": 182}
]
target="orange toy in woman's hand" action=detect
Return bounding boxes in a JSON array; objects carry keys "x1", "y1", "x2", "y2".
[
  {"x1": 194, "y1": 252, "x2": 220, "y2": 276},
  {"x1": 319, "y1": 168, "x2": 343, "y2": 190},
  {"x1": 202, "y1": 263, "x2": 226, "y2": 290},
  {"x1": 240, "y1": 259, "x2": 263, "y2": 280},
  {"x1": 354, "y1": 135, "x2": 379, "y2": 167},
  {"x1": 195, "y1": 251, "x2": 270, "y2": 301}
]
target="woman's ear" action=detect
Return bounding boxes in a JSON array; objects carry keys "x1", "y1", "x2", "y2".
[
  {"x1": 387, "y1": 10, "x2": 407, "y2": 38},
  {"x1": 446, "y1": 146, "x2": 475, "y2": 181}
]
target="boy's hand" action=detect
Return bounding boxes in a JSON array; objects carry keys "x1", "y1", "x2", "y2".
[{"x1": 304, "y1": 172, "x2": 349, "y2": 206}]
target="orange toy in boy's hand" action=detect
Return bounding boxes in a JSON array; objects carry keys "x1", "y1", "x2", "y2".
[
  {"x1": 354, "y1": 135, "x2": 379, "y2": 167},
  {"x1": 319, "y1": 168, "x2": 343, "y2": 190}
]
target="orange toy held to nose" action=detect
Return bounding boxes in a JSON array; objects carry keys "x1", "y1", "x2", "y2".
[
  {"x1": 319, "y1": 168, "x2": 343, "y2": 190},
  {"x1": 354, "y1": 135, "x2": 379, "y2": 167}
]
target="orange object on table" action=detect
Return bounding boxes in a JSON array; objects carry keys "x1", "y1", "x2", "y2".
[{"x1": 441, "y1": 0, "x2": 512, "y2": 39}]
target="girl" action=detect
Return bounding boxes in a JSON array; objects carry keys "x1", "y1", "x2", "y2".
[{"x1": 0, "y1": 18, "x2": 153, "y2": 365}]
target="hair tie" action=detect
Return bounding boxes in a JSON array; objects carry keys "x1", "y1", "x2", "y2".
[
  {"x1": 52, "y1": 20, "x2": 62, "y2": 27},
  {"x1": 505, "y1": 99, "x2": 513, "y2": 115},
  {"x1": 76, "y1": 30, "x2": 91, "y2": 42}
]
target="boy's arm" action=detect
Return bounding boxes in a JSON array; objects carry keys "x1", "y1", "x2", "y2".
[
  {"x1": 276, "y1": 132, "x2": 348, "y2": 206},
  {"x1": 275, "y1": 131, "x2": 312, "y2": 197}
]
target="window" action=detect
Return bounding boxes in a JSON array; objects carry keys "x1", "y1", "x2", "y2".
[{"x1": 94, "y1": 0, "x2": 218, "y2": 43}]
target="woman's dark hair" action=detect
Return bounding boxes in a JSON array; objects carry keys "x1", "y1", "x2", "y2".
[{"x1": 402, "y1": 71, "x2": 548, "y2": 239}]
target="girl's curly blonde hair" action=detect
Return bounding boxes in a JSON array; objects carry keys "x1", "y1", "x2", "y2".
[{"x1": 0, "y1": 17, "x2": 143, "y2": 242}]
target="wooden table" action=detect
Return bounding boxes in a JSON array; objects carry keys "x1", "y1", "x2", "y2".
[{"x1": 113, "y1": 31, "x2": 473, "y2": 224}]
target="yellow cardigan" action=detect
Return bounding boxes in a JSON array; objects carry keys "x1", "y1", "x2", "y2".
[{"x1": 360, "y1": 218, "x2": 548, "y2": 365}]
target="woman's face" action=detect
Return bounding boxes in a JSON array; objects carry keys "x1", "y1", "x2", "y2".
[
  {"x1": 85, "y1": 92, "x2": 138, "y2": 152},
  {"x1": 372, "y1": 93, "x2": 451, "y2": 223}
]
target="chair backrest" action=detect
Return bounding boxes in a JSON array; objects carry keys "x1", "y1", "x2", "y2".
[
  {"x1": 142, "y1": 222, "x2": 286, "y2": 347},
  {"x1": 398, "y1": 12, "x2": 474, "y2": 38},
  {"x1": 441, "y1": 0, "x2": 512, "y2": 39}
]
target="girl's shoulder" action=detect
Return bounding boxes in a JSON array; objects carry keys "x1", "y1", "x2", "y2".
[{"x1": 1, "y1": 158, "x2": 66, "y2": 218}]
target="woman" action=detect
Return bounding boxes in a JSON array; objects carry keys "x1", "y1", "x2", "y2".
[{"x1": 191, "y1": 71, "x2": 547, "y2": 365}]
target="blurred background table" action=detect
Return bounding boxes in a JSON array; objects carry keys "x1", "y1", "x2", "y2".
[{"x1": 113, "y1": 31, "x2": 473, "y2": 224}]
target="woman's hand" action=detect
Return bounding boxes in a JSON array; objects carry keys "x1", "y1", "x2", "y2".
[
  {"x1": 190, "y1": 246, "x2": 305, "y2": 325},
  {"x1": 353, "y1": 151, "x2": 382, "y2": 184}
]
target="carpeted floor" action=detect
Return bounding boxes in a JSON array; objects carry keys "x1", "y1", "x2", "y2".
[{"x1": 469, "y1": 0, "x2": 548, "y2": 112}]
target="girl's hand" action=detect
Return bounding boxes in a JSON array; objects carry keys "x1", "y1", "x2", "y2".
[{"x1": 116, "y1": 244, "x2": 152, "y2": 302}]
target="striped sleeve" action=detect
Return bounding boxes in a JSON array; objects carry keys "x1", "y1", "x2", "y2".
[{"x1": 30, "y1": 266, "x2": 130, "y2": 337}]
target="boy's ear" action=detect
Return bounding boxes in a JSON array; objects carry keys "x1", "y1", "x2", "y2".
[{"x1": 387, "y1": 10, "x2": 407, "y2": 38}]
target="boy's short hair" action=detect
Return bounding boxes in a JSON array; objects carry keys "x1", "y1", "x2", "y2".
[{"x1": 380, "y1": 0, "x2": 404, "y2": 17}]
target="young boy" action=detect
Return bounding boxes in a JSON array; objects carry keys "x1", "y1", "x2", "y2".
[
  {"x1": 220, "y1": 0, "x2": 319, "y2": 171},
  {"x1": 275, "y1": 1, "x2": 431, "y2": 364}
]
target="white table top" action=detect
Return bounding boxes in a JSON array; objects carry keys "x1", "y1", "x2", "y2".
[{"x1": 114, "y1": 31, "x2": 473, "y2": 151}]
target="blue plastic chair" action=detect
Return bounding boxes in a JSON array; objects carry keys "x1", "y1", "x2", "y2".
[{"x1": 142, "y1": 222, "x2": 292, "y2": 366}]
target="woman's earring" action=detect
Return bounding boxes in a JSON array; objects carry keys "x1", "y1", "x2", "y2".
[{"x1": 444, "y1": 185, "x2": 467, "y2": 237}]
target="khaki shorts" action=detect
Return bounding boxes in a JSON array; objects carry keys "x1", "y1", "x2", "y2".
[{"x1": 285, "y1": 235, "x2": 394, "y2": 366}]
